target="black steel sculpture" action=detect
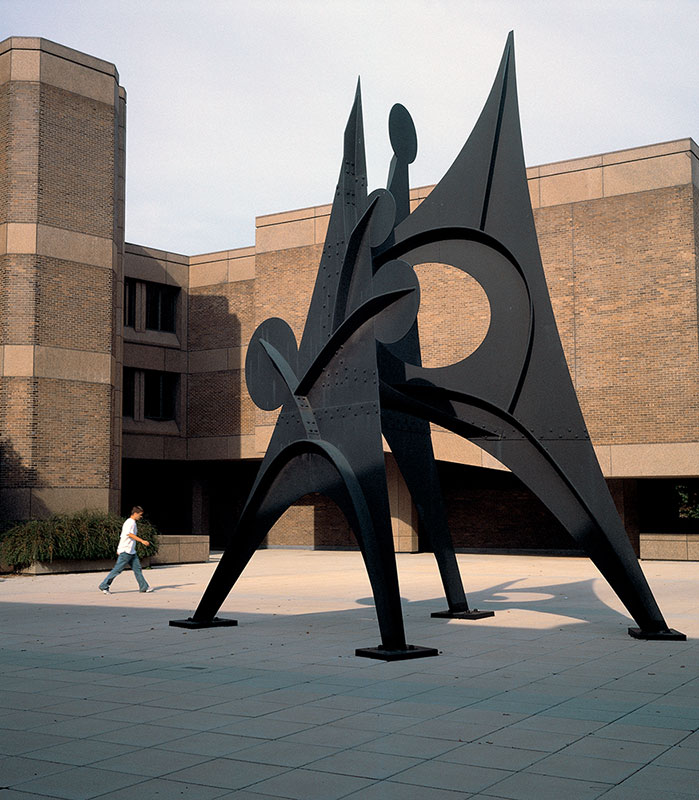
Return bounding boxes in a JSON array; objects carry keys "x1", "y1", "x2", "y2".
[{"x1": 171, "y1": 33, "x2": 684, "y2": 655}]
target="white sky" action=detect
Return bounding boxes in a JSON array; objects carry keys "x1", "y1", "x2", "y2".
[{"x1": 2, "y1": 0, "x2": 697, "y2": 255}]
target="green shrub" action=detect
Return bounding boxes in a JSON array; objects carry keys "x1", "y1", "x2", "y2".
[{"x1": 0, "y1": 510, "x2": 160, "y2": 570}]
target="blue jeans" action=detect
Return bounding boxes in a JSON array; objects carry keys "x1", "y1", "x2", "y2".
[{"x1": 99, "y1": 552, "x2": 149, "y2": 592}]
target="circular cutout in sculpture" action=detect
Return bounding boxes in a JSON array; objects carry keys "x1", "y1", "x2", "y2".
[{"x1": 411, "y1": 262, "x2": 491, "y2": 368}]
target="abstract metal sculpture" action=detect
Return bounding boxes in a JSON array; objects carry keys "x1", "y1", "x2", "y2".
[{"x1": 171, "y1": 33, "x2": 685, "y2": 656}]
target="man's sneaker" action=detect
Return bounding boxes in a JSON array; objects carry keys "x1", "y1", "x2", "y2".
[
  {"x1": 142, "y1": 587, "x2": 154, "y2": 593},
  {"x1": 100, "y1": 588, "x2": 110, "y2": 595}
]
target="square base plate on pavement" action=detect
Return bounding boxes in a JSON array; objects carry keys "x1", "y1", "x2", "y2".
[
  {"x1": 431, "y1": 608, "x2": 495, "y2": 619},
  {"x1": 355, "y1": 644, "x2": 439, "y2": 661},
  {"x1": 169, "y1": 617, "x2": 238, "y2": 629},
  {"x1": 628, "y1": 627, "x2": 686, "y2": 641}
]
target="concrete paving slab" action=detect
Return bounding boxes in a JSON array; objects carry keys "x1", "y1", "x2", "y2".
[
  {"x1": 437, "y1": 741, "x2": 544, "y2": 769},
  {"x1": 392, "y1": 758, "x2": 511, "y2": 792},
  {"x1": 240, "y1": 766, "x2": 375, "y2": 799},
  {"x1": 524, "y1": 751, "x2": 639, "y2": 782},
  {"x1": 16, "y1": 764, "x2": 148, "y2": 799},
  {"x1": 481, "y1": 770, "x2": 611, "y2": 799}
]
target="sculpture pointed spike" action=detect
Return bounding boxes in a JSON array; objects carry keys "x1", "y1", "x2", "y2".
[
  {"x1": 393, "y1": 33, "x2": 514, "y2": 241},
  {"x1": 298, "y1": 82, "x2": 369, "y2": 372}
]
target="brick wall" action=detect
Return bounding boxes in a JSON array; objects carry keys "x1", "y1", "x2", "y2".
[
  {"x1": 38, "y1": 84, "x2": 114, "y2": 237},
  {"x1": 265, "y1": 493, "x2": 354, "y2": 548},
  {"x1": 188, "y1": 280, "x2": 254, "y2": 351},
  {"x1": 0, "y1": 254, "x2": 38, "y2": 344},
  {"x1": 36, "y1": 257, "x2": 113, "y2": 351},
  {"x1": 0, "y1": 378, "x2": 37, "y2": 487},
  {"x1": 0, "y1": 82, "x2": 40, "y2": 222},
  {"x1": 188, "y1": 371, "x2": 253, "y2": 438},
  {"x1": 34, "y1": 379, "x2": 112, "y2": 487},
  {"x1": 555, "y1": 185, "x2": 698, "y2": 444}
]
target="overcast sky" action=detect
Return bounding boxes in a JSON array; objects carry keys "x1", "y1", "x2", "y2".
[{"x1": 3, "y1": 0, "x2": 697, "y2": 255}]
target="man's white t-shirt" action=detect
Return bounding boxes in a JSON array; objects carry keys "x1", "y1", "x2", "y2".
[{"x1": 117, "y1": 518, "x2": 137, "y2": 555}]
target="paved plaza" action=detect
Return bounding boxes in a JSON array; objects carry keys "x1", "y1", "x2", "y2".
[{"x1": 1, "y1": 550, "x2": 698, "y2": 799}]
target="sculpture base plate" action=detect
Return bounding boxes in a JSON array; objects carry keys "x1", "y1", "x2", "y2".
[
  {"x1": 628, "y1": 627, "x2": 686, "y2": 641},
  {"x1": 431, "y1": 608, "x2": 494, "y2": 620},
  {"x1": 355, "y1": 644, "x2": 439, "y2": 661},
  {"x1": 169, "y1": 617, "x2": 238, "y2": 629}
]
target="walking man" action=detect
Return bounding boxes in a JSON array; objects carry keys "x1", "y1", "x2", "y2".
[{"x1": 99, "y1": 506, "x2": 153, "y2": 594}]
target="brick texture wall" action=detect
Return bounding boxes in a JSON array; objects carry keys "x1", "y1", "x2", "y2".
[
  {"x1": 36, "y1": 257, "x2": 113, "y2": 351},
  {"x1": 35, "y1": 379, "x2": 112, "y2": 487},
  {"x1": 38, "y1": 84, "x2": 114, "y2": 238},
  {"x1": 0, "y1": 254, "x2": 38, "y2": 344},
  {"x1": 254, "y1": 246, "x2": 321, "y2": 342},
  {"x1": 188, "y1": 371, "x2": 255, "y2": 438},
  {"x1": 188, "y1": 280, "x2": 254, "y2": 351},
  {"x1": 0, "y1": 378, "x2": 38, "y2": 487},
  {"x1": 265, "y1": 493, "x2": 354, "y2": 548},
  {"x1": 0, "y1": 81, "x2": 40, "y2": 222},
  {"x1": 539, "y1": 185, "x2": 698, "y2": 444}
]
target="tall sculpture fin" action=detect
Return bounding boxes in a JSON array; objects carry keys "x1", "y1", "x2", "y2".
[
  {"x1": 377, "y1": 33, "x2": 682, "y2": 639},
  {"x1": 394, "y1": 33, "x2": 514, "y2": 239},
  {"x1": 298, "y1": 79, "x2": 368, "y2": 375}
]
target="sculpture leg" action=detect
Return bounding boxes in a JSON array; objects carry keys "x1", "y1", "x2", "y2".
[
  {"x1": 476, "y1": 436, "x2": 685, "y2": 640},
  {"x1": 383, "y1": 418, "x2": 493, "y2": 620},
  {"x1": 172, "y1": 446, "x2": 439, "y2": 657}
]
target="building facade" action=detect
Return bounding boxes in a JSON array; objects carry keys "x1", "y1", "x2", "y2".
[{"x1": 1, "y1": 37, "x2": 698, "y2": 560}]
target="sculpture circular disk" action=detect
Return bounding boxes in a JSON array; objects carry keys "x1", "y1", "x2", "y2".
[
  {"x1": 373, "y1": 260, "x2": 420, "y2": 344},
  {"x1": 389, "y1": 103, "x2": 418, "y2": 164},
  {"x1": 245, "y1": 317, "x2": 299, "y2": 410}
]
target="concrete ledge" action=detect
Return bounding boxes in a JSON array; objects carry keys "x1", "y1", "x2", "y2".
[
  {"x1": 3, "y1": 535, "x2": 209, "y2": 573},
  {"x1": 640, "y1": 532, "x2": 699, "y2": 561},
  {"x1": 151, "y1": 534, "x2": 210, "y2": 565},
  {"x1": 18, "y1": 557, "x2": 151, "y2": 575}
]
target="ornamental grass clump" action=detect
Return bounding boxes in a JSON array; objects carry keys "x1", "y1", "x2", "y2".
[{"x1": 0, "y1": 510, "x2": 159, "y2": 570}]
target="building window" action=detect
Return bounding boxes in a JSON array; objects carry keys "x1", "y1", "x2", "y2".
[
  {"x1": 124, "y1": 278, "x2": 136, "y2": 328},
  {"x1": 145, "y1": 283, "x2": 178, "y2": 333},
  {"x1": 144, "y1": 370, "x2": 178, "y2": 420},
  {"x1": 123, "y1": 367, "x2": 179, "y2": 423},
  {"x1": 123, "y1": 367, "x2": 136, "y2": 417},
  {"x1": 638, "y1": 478, "x2": 699, "y2": 533},
  {"x1": 123, "y1": 278, "x2": 180, "y2": 334}
]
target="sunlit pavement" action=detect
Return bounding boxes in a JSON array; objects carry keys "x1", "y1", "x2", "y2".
[{"x1": 1, "y1": 550, "x2": 698, "y2": 800}]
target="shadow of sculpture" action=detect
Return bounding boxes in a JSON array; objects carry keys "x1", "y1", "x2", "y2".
[{"x1": 172, "y1": 33, "x2": 684, "y2": 656}]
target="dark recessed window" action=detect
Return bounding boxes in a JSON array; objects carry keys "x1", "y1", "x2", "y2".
[
  {"x1": 122, "y1": 367, "x2": 136, "y2": 417},
  {"x1": 638, "y1": 478, "x2": 699, "y2": 533},
  {"x1": 124, "y1": 278, "x2": 136, "y2": 328},
  {"x1": 145, "y1": 283, "x2": 178, "y2": 333},
  {"x1": 144, "y1": 370, "x2": 178, "y2": 421}
]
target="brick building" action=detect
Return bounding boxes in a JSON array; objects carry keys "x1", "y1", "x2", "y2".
[{"x1": 1, "y1": 37, "x2": 697, "y2": 560}]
